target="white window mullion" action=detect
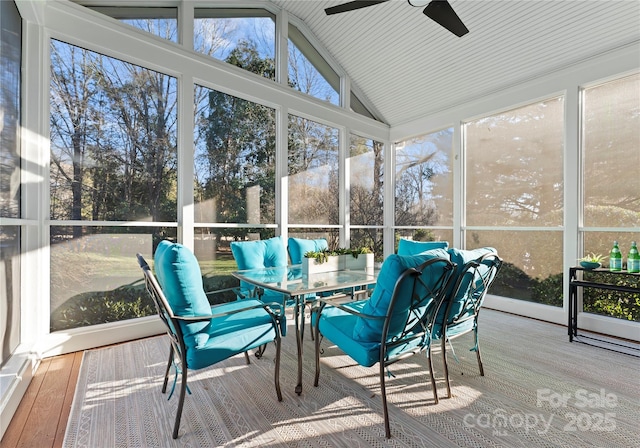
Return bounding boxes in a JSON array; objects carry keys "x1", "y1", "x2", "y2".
[
  {"x1": 277, "y1": 106, "x2": 288, "y2": 239},
  {"x1": 341, "y1": 128, "x2": 349, "y2": 248},
  {"x1": 179, "y1": 75, "x2": 195, "y2": 248}
]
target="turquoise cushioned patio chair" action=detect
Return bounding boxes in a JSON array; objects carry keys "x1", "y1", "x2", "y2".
[
  {"x1": 230, "y1": 236, "x2": 290, "y2": 305},
  {"x1": 287, "y1": 237, "x2": 328, "y2": 265},
  {"x1": 137, "y1": 241, "x2": 285, "y2": 439},
  {"x1": 313, "y1": 251, "x2": 456, "y2": 438},
  {"x1": 433, "y1": 249, "x2": 502, "y2": 398}
]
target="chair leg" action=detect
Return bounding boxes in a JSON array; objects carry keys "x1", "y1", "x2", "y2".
[
  {"x1": 172, "y1": 365, "x2": 188, "y2": 439},
  {"x1": 307, "y1": 303, "x2": 315, "y2": 341},
  {"x1": 314, "y1": 322, "x2": 321, "y2": 387},
  {"x1": 442, "y1": 338, "x2": 452, "y2": 398},
  {"x1": 274, "y1": 336, "x2": 283, "y2": 401},
  {"x1": 162, "y1": 345, "x2": 174, "y2": 394},
  {"x1": 474, "y1": 328, "x2": 484, "y2": 376},
  {"x1": 428, "y1": 346, "x2": 439, "y2": 405},
  {"x1": 379, "y1": 363, "x2": 391, "y2": 438},
  {"x1": 245, "y1": 351, "x2": 251, "y2": 364}
]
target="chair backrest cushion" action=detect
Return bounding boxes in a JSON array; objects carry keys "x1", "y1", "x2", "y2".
[
  {"x1": 231, "y1": 236, "x2": 288, "y2": 270},
  {"x1": 231, "y1": 236, "x2": 288, "y2": 303},
  {"x1": 288, "y1": 237, "x2": 329, "y2": 264},
  {"x1": 352, "y1": 248, "x2": 450, "y2": 342},
  {"x1": 397, "y1": 239, "x2": 449, "y2": 256},
  {"x1": 154, "y1": 241, "x2": 211, "y2": 348}
]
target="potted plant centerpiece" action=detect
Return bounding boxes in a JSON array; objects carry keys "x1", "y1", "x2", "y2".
[
  {"x1": 579, "y1": 253, "x2": 607, "y2": 270},
  {"x1": 302, "y1": 247, "x2": 374, "y2": 275}
]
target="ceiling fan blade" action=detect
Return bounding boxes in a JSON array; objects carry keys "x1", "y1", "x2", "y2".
[
  {"x1": 325, "y1": 1, "x2": 390, "y2": 16},
  {"x1": 423, "y1": 0, "x2": 469, "y2": 37}
]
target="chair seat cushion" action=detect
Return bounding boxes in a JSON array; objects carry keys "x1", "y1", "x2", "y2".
[
  {"x1": 352, "y1": 249, "x2": 450, "y2": 343},
  {"x1": 318, "y1": 300, "x2": 424, "y2": 367},
  {"x1": 318, "y1": 301, "x2": 380, "y2": 367},
  {"x1": 186, "y1": 299, "x2": 278, "y2": 369}
]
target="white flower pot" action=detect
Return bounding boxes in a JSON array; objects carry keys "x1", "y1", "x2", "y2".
[{"x1": 302, "y1": 253, "x2": 373, "y2": 275}]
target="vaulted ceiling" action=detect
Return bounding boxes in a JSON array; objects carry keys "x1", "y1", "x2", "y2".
[{"x1": 271, "y1": 0, "x2": 640, "y2": 126}]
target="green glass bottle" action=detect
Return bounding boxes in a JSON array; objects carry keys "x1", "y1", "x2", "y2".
[
  {"x1": 609, "y1": 241, "x2": 622, "y2": 272},
  {"x1": 627, "y1": 241, "x2": 640, "y2": 273}
]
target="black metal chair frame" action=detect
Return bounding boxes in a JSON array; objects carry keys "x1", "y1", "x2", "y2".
[
  {"x1": 313, "y1": 257, "x2": 456, "y2": 438},
  {"x1": 440, "y1": 252, "x2": 503, "y2": 398},
  {"x1": 137, "y1": 254, "x2": 284, "y2": 439}
]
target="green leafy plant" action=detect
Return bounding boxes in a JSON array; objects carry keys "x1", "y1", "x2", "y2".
[
  {"x1": 579, "y1": 253, "x2": 607, "y2": 263},
  {"x1": 304, "y1": 247, "x2": 372, "y2": 264}
]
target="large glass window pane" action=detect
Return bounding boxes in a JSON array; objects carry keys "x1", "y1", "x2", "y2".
[
  {"x1": 82, "y1": 6, "x2": 178, "y2": 42},
  {"x1": 466, "y1": 98, "x2": 564, "y2": 227},
  {"x1": 581, "y1": 73, "x2": 640, "y2": 324},
  {"x1": 194, "y1": 9, "x2": 275, "y2": 80},
  {"x1": 349, "y1": 134, "x2": 383, "y2": 259},
  {"x1": 194, "y1": 228, "x2": 242, "y2": 305},
  {"x1": 467, "y1": 230, "x2": 563, "y2": 306},
  {"x1": 288, "y1": 115, "x2": 339, "y2": 225},
  {"x1": 0, "y1": 226, "x2": 20, "y2": 366},
  {"x1": 395, "y1": 128, "x2": 453, "y2": 227},
  {"x1": 582, "y1": 73, "x2": 640, "y2": 228},
  {"x1": 350, "y1": 134, "x2": 383, "y2": 226},
  {"x1": 194, "y1": 85, "x2": 276, "y2": 226},
  {"x1": 50, "y1": 226, "x2": 175, "y2": 331},
  {"x1": 465, "y1": 98, "x2": 564, "y2": 305},
  {"x1": 50, "y1": 40, "x2": 178, "y2": 223},
  {"x1": 1, "y1": 0, "x2": 21, "y2": 366},
  {"x1": 288, "y1": 24, "x2": 339, "y2": 105},
  {"x1": 351, "y1": 228, "x2": 384, "y2": 262},
  {"x1": 1, "y1": 0, "x2": 20, "y2": 220}
]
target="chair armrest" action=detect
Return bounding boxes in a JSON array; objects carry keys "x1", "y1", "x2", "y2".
[
  {"x1": 204, "y1": 286, "x2": 251, "y2": 300},
  {"x1": 173, "y1": 301, "x2": 285, "y2": 323},
  {"x1": 314, "y1": 297, "x2": 384, "y2": 321}
]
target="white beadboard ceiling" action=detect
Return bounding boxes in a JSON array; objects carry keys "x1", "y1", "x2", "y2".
[{"x1": 270, "y1": 0, "x2": 640, "y2": 126}]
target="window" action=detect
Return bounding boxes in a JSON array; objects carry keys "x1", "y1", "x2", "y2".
[
  {"x1": 84, "y1": 6, "x2": 178, "y2": 42},
  {"x1": 49, "y1": 40, "x2": 178, "y2": 330},
  {"x1": 288, "y1": 23, "x2": 339, "y2": 105},
  {"x1": 465, "y1": 97, "x2": 564, "y2": 305},
  {"x1": 195, "y1": 9, "x2": 275, "y2": 80},
  {"x1": 582, "y1": 73, "x2": 639, "y2": 230},
  {"x1": 288, "y1": 115, "x2": 339, "y2": 225},
  {"x1": 0, "y1": 0, "x2": 21, "y2": 366},
  {"x1": 194, "y1": 85, "x2": 276, "y2": 225},
  {"x1": 581, "y1": 73, "x2": 640, "y2": 321},
  {"x1": 193, "y1": 84, "x2": 276, "y2": 284},
  {"x1": 394, "y1": 128, "x2": 453, "y2": 247},
  {"x1": 349, "y1": 134, "x2": 384, "y2": 257}
]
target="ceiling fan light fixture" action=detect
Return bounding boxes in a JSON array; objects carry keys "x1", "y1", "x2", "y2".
[{"x1": 407, "y1": 0, "x2": 430, "y2": 7}]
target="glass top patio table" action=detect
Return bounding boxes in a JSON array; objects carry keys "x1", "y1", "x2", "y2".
[
  {"x1": 232, "y1": 265, "x2": 378, "y2": 297},
  {"x1": 232, "y1": 265, "x2": 378, "y2": 395}
]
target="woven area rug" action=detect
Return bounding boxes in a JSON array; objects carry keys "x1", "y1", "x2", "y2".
[{"x1": 64, "y1": 309, "x2": 640, "y2": 447}]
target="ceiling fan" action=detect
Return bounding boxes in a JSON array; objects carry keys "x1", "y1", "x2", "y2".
[{"x1": 325, "y1": 0, "x2": 469, "y2": 37}]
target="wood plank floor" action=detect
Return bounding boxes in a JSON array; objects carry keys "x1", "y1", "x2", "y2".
[{"x1": 1, "y1": 351, "x2": 82, "y2": 448}]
